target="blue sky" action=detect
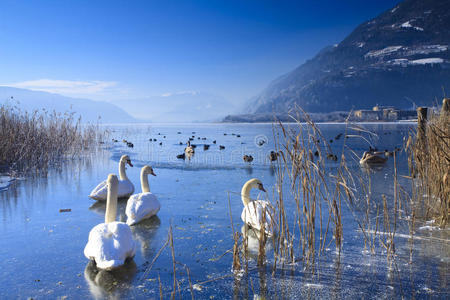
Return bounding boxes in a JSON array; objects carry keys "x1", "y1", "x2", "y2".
[{"x1": 0, "y1": 0, "x2": 401, "y2": 105}]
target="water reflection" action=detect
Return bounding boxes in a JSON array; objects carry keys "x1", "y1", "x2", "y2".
[
  {"x1": 240, "y1": 225, "x2": 273, "y2": 261},
  {"x1": 245, "y1": 166, "x2": 253, "y2": 175},
  {"x1": 89, "y1": 199, "x2": 128, "y2": 222},
  {"x1": 130, "y1": 216, "x2": 161, "y2": 258},
  {"x1": 84, "y1": 260, "x2": 137, "y2": 300}
]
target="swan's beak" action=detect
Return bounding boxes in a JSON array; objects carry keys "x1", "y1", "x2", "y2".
[
  {"x1": 259, "y1": 184, "x2": 267, "y2": 193},
  {"x1": 127, "y1": 160, "x2": 133, "y2": 167},
  {"x1": 150, "y1": 170, "x2": 156, "y2": 176}
]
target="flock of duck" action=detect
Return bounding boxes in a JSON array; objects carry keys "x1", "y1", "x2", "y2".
[{"x1": 83, "y1": 154, "x2": 274, "y2": 270}]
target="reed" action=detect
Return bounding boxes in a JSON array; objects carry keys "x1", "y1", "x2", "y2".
[
  {"x1": 0, "y1": 103, "x2": 104, "y2": 174},
  {"x1": 407, "y1": 103, "x2": 449, "y2": 227},
  {"x1": 272, "y1": 108, "x2": 348, "y2": 268}
]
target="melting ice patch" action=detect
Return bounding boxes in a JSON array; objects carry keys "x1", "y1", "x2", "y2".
[{"x1": 0, "y1": 176, "x2": 13, "y2": 191}]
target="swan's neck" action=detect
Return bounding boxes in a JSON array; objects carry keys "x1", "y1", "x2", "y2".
[
  {"x1": 119, "y1": 161, "x2": 128, "y2": 180},
  {"x1": 241, "y1": 181, "x2": 253, "y2": 206},
  {"x1": 141, "y1": 171, "x2": 150, "y2": 193},
  {"x1": 105, "y1": 181, "x2": 118, "y2": 223}
]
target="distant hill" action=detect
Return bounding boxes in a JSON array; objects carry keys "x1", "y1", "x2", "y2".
[
  {"x1": 238, "y1": 0, "x2": 450, "y2": 119},
  {"x1": 111, "y1": 91, "x2": 236, "y2": 123},
  {"x1": 0, "y1": 87, "x2": 136, "y2": 123}
]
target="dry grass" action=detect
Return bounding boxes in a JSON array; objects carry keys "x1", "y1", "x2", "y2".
[
  {"x1": 407, "y1": 104, "x2": 449, "y2": 227},
  {"x1": 0, "y1": 103, "x2": 104, "y2": 174},
  {"x1": 230, "y1": 108, "x2": 355, "y2": 274}
]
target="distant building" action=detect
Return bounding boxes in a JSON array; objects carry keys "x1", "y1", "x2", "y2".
[
  {"x1": 372, "y1": 105, "x2": 395, "y2": 112},
  {"x1": 354, "y1": 105, "x2": 416, "y2": 121},
  {"x1": 354, "y1": 110, "x2": 380, "y2": 120}
]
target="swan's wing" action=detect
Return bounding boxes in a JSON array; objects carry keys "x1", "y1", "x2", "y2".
[
  {"x1": 118, "y1": 179, "x2": 135, "y2": 199},
  {"x1": 84, "y1": 222, "x2": 136, "y2": 269},
  {"x1": 241, "y1": 201, "x2": 276, "y2": 235},
  {"x1": 89, "y1": 180, "x2": 108, "y2": 201},
  {"x1": 126, "y1": 193, "x2": 160, "y2": 225}
]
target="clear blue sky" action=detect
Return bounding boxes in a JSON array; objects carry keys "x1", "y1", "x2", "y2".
[{"x1": 0, "y1": 0, "x2": 401, "y2": 104}]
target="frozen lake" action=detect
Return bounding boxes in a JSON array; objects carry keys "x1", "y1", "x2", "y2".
[{"x1": 0, "y1": 123, "x2": 448, "y2": 299}]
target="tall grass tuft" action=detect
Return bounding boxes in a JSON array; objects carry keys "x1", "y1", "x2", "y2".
[
  {"x1": 407, "y1": 102, "x2": 449, "y2": 227},
  {"x1": 0, "y1": 103, "x2": 104, "y2": 174}
]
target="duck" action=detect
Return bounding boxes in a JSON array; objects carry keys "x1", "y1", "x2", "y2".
[
  {"x1": 185, "y1": 141, "x2": 195, "y2": 154},
  {"x1": 176, "y1": 153, "x2": 186, "y2": 159},
  {"x1": 359, "y1": 151, "x2": 388, "y2": 166},
  {"x1": 243, "y1": 155, "x2": 254, "y2": 163},
  {"x1": 84, "y1": 174, "x2": 136, "y2": 270},
  {"x1": 219, "y1": 145, "x2": 225, "y2": 150},
  {"x1": 126, "y1": 166, "x2": 160, "y2": 226},
  {"x1": 269, "y1": 151, "x2": 279, "y2": 162},
  {"x1": 240, "y1": 178, "x2": 276, "y2": 236},
  {"x1": 89, "y1": 155, "x2": 135, "y2": 201},
  {"x1": 203, "y1": 144, "x2": 210, "y2": 150},
  {"x1": 327, "y1": 153, "x2": 338, "y2": 161}
]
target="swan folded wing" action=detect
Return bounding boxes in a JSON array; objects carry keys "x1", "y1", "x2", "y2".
[
  {"x1": 126, "y1": 193, "x2": 160, "y2": 225},
  {"x1": 241, "y1": 200, "x2": 276, "y2": 235},
  {"x1": 84, "y1": 222, "x2": 136, "y2": 269},
  {"x1": 117, "y1": 179, "x2": 135, "y2": 199},
  {"x1": 90, "y1": 179, "x2": 134, "y2": 201},
  {"x1": 89, "y1": 180, "x2": 108, "y2": 201}
]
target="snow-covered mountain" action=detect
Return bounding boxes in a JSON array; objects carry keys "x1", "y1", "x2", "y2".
[
  {"x1": 246, "y1": 0, "x2": 450, "y2": 115},
  {"x1": 0, "y1": 87, "x2": 136, "y2": 123}
]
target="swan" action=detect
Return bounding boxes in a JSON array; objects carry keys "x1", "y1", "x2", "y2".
[
  {"x1": 89, "y1": 155, "x2": 135, "y2": 201},
  {"x1": 84, "y1": 174, "x2": 136, "y2": 270},
  {"x1": 125, "y1": 165, "x2": 160, "y2": 226},
  {"x1": 359, "y1": 151, "x2": 388, "y2": 166},
  {"x1": 240, "y1": 178, "x2": 276, "y2": 236}
]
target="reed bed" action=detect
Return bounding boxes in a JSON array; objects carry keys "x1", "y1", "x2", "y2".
[
  {"x1": 229, "y1": 108, "x2": 360, "y2": 275},
  {"x1": 229, "y1": 107, "x2": 435, "y2": 277},
  {"x1": 0, "y1": 103, "x2": 104, "y2": 174},
  {"x1": 407, "y1": 103, "x2": 449, "y2": 227}
]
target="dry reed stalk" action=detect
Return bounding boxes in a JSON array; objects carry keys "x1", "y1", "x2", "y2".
[
  {"x1": 168, "y1": 225, "x2": 180, "y2": 300},
  {"x1": 271, "y1": 107, "x2": 350, "y2": 271},
  {"x1": 0, "y1": 104, "x2": 104, "y2": 174},
  {"x1": 407, "y1": 107, "x2": 449, "y2": 227},
  {"x1": 158, "y1": 273, "x2": 163, "y2": 300}
]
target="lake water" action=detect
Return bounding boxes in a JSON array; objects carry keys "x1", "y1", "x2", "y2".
[{"x1": 0, "y1": 123, "x2": 448, "y2": 299}]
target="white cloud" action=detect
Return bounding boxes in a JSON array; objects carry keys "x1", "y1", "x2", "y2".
[
  {"x1": 160, "y1": 90, "x2": 198, "y2": 97},
  {"x1": 2, "y1": 79, "x2": 117, "y2": 95}
]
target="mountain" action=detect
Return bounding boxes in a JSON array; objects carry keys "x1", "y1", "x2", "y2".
[
  {"x1": 111, "y1": 91, "x2": 235, "y2": 122},
  {"x1": 0, "y1": 87, "x2": 136, "y2": 123},
  {"x1": 246, "y1": 0, "x2": 450, "y2": 116}
]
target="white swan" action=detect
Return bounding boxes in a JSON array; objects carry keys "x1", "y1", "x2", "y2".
[
  {"x1": 126, "y1": 165, "x2": 160, "y2": 226},
  {"x1": 84, "y1": 174, "x2": 136, "y2": 270},
  {"x1": 240, "y1": 178, "x2": 277, "y2": 236},
  {"x1": 89, "y1": 155, "x2": 135, "y2": 201}
]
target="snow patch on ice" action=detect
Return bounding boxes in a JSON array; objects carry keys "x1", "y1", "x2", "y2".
[{"x1": 304, "y1": 283, "x2": 323, "y2": 289}]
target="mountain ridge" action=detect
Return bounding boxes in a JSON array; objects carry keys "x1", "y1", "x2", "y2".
[
  {"x1": 0, "y1": 86, "x2": 137, "y2": 123},
  {"x1": 243, "y1": 0, "x2": 450, "y2": 116}
]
